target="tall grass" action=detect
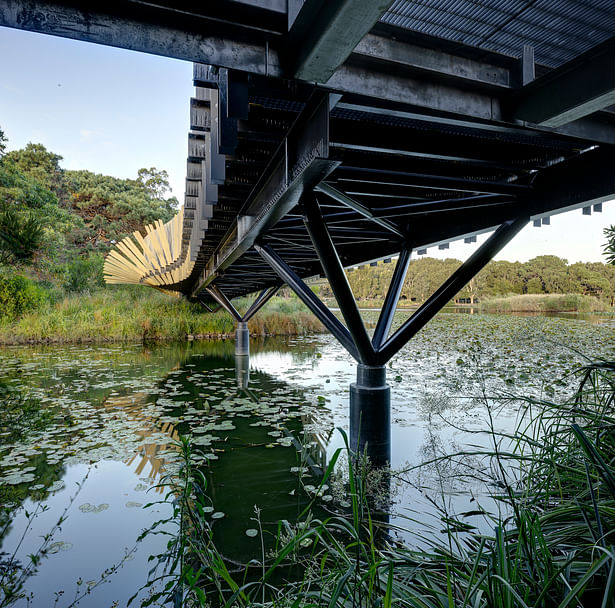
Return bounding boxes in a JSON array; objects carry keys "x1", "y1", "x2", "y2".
[
  {"x1": 480, "y1": 293, "x2": 608, "y2": 313},
  {"x1": 0, "y1": 288, "x2": 323, "y2": 344},
  {"x1": 143, "y1": 360, "x2": 615, "y2": 607}
]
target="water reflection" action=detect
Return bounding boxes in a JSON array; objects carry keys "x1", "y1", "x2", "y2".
[{"x1": 0, "y1": 336, "x2": 336, "y2": 605}]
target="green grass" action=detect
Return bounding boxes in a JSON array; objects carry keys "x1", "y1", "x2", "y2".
[
  {"x1": 141, "y1": 360, "x2": 615, "y2": 607},
  {"x1": 0, "y1": 288, "x2": 323, "y2": 344},
  {"x1": 479, "y1": 293, "x2": 608, "y2": 313}
]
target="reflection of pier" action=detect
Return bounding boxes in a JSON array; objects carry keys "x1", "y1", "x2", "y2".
[{"x1": 234, "y1": 351, "x2": 328, "y2": 476}]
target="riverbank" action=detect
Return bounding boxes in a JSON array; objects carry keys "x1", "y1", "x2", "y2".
[
  {"x1": 0, "y1": 288, "x2": 323, "y2": 345},
  {"x1": 479, "y1": 293, "x2": 609, "y2": 313}
]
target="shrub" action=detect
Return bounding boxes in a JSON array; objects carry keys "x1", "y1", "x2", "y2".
[
  {"x1": 0, "y1": 272, "x2": 47, "y2": 321},
  {"x1": 63, "y1": 253, "x2": 105, "y2": 293},
  {"x1": 0, "y1": 208, "x2": 44, "y2": 263}
]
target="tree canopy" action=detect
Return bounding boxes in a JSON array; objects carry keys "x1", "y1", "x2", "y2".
[{"x1": 0, "y1": 130, "x2": 178, "y2": 287}]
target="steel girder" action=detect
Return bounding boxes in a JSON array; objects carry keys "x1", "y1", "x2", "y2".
[{"x1": 3, "y1": 1, "x2": 615, "y2": 142}]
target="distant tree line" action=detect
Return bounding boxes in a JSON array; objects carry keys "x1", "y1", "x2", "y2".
[{"x1": 315, "y1": 255, "x2": 615, "y2": 305}]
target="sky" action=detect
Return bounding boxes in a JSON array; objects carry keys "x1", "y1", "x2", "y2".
[{"x1": 1, "y1": 26, "x2": 615, "y2": 265}]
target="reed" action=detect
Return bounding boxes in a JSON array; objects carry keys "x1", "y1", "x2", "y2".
[
  {"x1": 0, "y1": 288, "x2": 323, "y2": 344},
  {"x1": 480, "y1": 293, "x2": 608, "y2": 313}
]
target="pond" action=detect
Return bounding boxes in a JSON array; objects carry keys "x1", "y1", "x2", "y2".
[{"x1": 1, "y1": 311, "x2": 614, "y2": 606}]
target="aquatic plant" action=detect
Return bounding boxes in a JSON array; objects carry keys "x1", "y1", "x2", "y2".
[{"x1": 0, "y1": 380, "x2": 52, "y2": 443}]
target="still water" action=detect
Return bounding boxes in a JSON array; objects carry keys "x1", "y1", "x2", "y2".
[{"x1": 1, "y1": 311, "x2": 614, "y2": 606}]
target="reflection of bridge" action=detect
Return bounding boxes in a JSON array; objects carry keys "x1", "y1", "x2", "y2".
[
  {"x1": 103, "y1": 392, "x2": 180, "y2": 491},
  {"x1": 6, "y1": 1, "x2": 615, "y2": 460}
]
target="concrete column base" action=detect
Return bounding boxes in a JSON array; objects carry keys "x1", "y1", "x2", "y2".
[{"x1": 235, "y1": 321, "x2": 249, "y2": 356}]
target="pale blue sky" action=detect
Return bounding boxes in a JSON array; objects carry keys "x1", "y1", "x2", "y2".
[{"x1": 1, "y1": 26, "x2": 614, "y2": 264}]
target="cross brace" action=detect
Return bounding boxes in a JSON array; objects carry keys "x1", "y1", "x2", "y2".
[{"x1": 205, "y1": 284, "x2": 280, "y2": 323}]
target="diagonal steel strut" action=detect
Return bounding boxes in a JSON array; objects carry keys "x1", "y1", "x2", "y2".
[
  {"x1": 377, "y1": 215, "x2": 529, "y2": 364},
  {"x1": 254, "y1": 242, "x2": 361, "y2": 361},
  {"x1": 302, "y1": 194, "x2": 377, "y2": 365},
  {"x1": 205, "y1": 284, "x2": 280, "y2": 323},
  {"x1": 371, "y1": 245, "x2": 412, "y2": 350}
]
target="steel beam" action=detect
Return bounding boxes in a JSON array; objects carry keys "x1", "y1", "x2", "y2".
[
  {"x1": 302, "y1": 195, "x2": 376, "y2": 365},
  {"x1": 242, "y1": 285, "x2": 280, "y2": 321},
  {"x1": 198, "y1": 301, "x2": 222, "y2": 313},
  {"x1": 371, "y1": 246, "x2": 411, "y2": 350},
  {"x1": 513, "y1": 35, "x2": 615, "y2": 127},
  {"x1": 351, "y1": 32, "x2": 512, "y2": 89},
  {"x1": 255, "y1": 242, "x2": 361, "y2": 361},
  {"x1": 529, "y1": 147, "x2": 615, "y2": 216},
  {"x1": 3, "y1": 3, "x2": 615, "y2": 143},
  {"x1": 286, "y1": 0, "x2": 395, "y2": 82},
  {"x1": 377, "y1": 216, "x2": 528, "y2": 364},
  {"x1": 190, "y1": 91, "x2": 339, "y2": 296},
  {"x1": 0, "y1": 0, "x2": 282, "y2": 75},
  {"x1": 315, "y1": 183, "x2": 405, "y2": 239},
  {"x1": 332, "y1": 168, "x2": 531, "y2": 196}
]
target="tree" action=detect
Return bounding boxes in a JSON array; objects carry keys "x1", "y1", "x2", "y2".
[
  {"x1": 66, "y1": 169, "x2": 176, "y2": 247},
  {"x1": 603, "y1": 225, "x2": 615, "y2": 265},
  {"x1": 0, "y1": 127, "x2": 6, "y2": 156},
  {"x1": 4, "y1": 143, "x2": 65, "y2": 203},
  {"x1": 137, "y1": 167, "x2": 172, "y2": 200}
]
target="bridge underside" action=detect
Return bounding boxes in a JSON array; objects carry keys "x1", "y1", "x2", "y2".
[{"x1": 7, "y1": 0, "x2": 615, "y2": 457}]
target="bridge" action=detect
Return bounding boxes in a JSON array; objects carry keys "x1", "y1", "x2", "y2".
[{"x1": 4, "y1": 0, "x2": 615, "y2": 460}]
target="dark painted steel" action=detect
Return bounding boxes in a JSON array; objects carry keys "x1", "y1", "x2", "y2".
[
  {"x1": 333, "y1": 167, "x2": 531, "y2": 195},
  {"x1": 206, "y1": 285, "x2": 243, "y2": 322},
  {"x1": 350, "y1": 364, "x2": 390, "y2": 467},
  {"x1": 255, "y1": 242, "x2": 361, "y2": 361},
  {"x1": 315, "y1": 182, "x2": 405, "y2": 238},
  {"x1": 198, "y1": 300, "x2": 222, "y2": 313},
  {"x1": 0, "y1": 0, "x2": 284, "y2": 75},
  {"x1": 377, "y1": 216, "x2": 529, "y2": 363},
  {"x1": 302, "y1": 195, "x2": 376, "y2": 365},
  {"x1": 371, "y1": 246, "x2": 411, "y2": 350},
  {"x1": 4, "y1": 1, "x2": 615, "y2": 143},
  {"x1": 380, "y1": 0, "x2": 615, "y2": 69},
  {"x1": 206, "y1": 283, "x2": 279, "y2": 324},
  {"x1": 287, "y1": 0, "x2": 395, "y2": 82},
  {"x1": 190, "y1": 91, "x2": 339, "y2": 296},
  {"x1": 513, "y1": 34, "x2": 615, "y2": 127},
  {"x1": 242, "y1": 285, "x2": 280, "y2": 321}
]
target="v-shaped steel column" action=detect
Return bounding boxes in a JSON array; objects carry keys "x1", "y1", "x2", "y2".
[
  {"x1": 256, "y1": 194, "x2": 529, "y2": 463},
  {"x1": 205, "y1": 284, "x2": 280, "y2": 355}
]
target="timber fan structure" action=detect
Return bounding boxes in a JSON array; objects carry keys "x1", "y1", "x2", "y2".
[{"x1": 103, "y1": 208, "x2": 192, "y2": 291}]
